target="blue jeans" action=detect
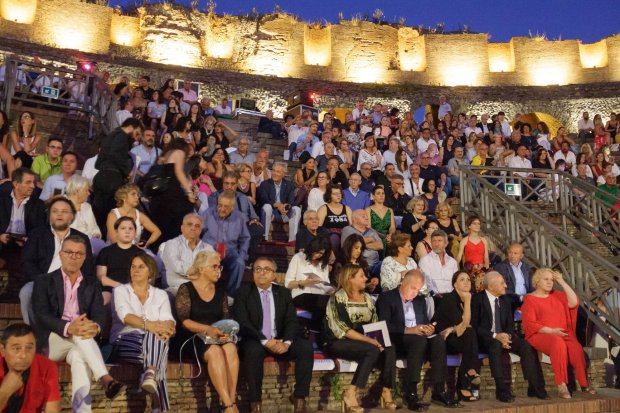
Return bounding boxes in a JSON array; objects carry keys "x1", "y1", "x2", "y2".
[{"x1": 222, "y1": 248, "x2": 246, "y2": 296}]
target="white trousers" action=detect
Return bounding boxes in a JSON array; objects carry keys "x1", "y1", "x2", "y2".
[
  {"x1": 261, "y1": 204, "x2": 301, "y2": 242},
  {"x1": 47, "y1": 332, "x2": 110, "y2": 413}
]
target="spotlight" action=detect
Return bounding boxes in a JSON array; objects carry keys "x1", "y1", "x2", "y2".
[
  {"x1": 77, "y1": 61, "x2": 97, "y2": 73},
  {"x1": 310, "y1": 92, "x2": 316, "y2": 100}
]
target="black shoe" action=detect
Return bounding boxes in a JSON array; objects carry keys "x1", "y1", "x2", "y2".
[
  {"x1": 405, "y1": 393, "x2": 429, "y2": 412},
  {"x1": 431, "y1": 392, "x2": 462, "y2": 408},
  {"x1": 105, "y1": 380, "x2": 126, "y2": 400},
  {"x1": 496, "y1": 389, "x2": 514, "y2": 403},
  {"x1": 527, "y1": 385, "x2": 550, "y2": 399}
]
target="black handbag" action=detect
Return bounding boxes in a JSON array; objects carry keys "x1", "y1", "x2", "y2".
[{"x1": 140, "y1": 164, "x2": 172, "y2": 197}]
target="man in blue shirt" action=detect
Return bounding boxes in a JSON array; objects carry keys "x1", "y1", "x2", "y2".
[
  {"x1": 295, "y1": 122, "x2": 319, "y2": 157},
  {"x1": 130, "y1": 128, "x2": 160, "y2": 177},
  {"x1": 358, "y1": 163, "x2": 376, "y2": 193},
  {"x1": 342, "y1": 173, "x2": 371, "y2": 211}
]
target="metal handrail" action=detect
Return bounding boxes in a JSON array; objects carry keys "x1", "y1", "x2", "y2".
[
  {"x1": 0, "y1": 56, "x2": 117, "y2": 138},
  {"x1": 459, "y1": 165, "x2": 620, "y2": 344},
  {"x1": 465, "y1": 165, "x2": 620, "y2": 252}
]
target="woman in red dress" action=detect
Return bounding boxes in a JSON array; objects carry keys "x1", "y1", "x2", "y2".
[
  {"x1": 455, "y1": 216, "x2": 490, "y2": 270},
  {"x1": 521, "y1": 268, "x2": 597, "y2": 398}
]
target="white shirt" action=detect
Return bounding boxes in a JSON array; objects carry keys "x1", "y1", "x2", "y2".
[
  {"x1": 115, "y1": 110, "x2": 132, "y2": 128},
  {"x1": 307, "y1": 188, "x2": 326, "y2": 212},
  {"x1": 578, "y1": 118, "x2": 594, "y2": 131},
  {"x1": 438, "y1": 102, "x2": 452, "y2": 120},
  {"x1": 48, "y1": 228, "x2": 70, "y2": 274},
  {"x1": 357, "y1": 149, "x2": 384, "y2": 171},
  {"x1": 404, "y1": 177, "x2": 424, "y2": 197},
  {"x1": 485, "y1": 289, "x2": 501, "y2": 334},
  {"x1": 464, "y1": 126, "x2": 483, "y2": 138},
  {"x1": 161, "y1": 234, "x2": 214, "y2": 292},
  {"x1": 416, "y1": 138, "x2": 432, "y2": 154},
  {"x1": 380, "y1": 256, "x2": 418, "y2": 291},
  {"x1": 500, "y1": 120, "x2": 512, "y2": 138},
  {"x1": 418, "y1": 251, "x2": 458, "y2": 294},
  {"x1": 39, "y1": 173, "x2": 71, "y2": 201},
  {"x1": 7, "y1": 192, "x2": 28, "y2": 235},
  {"x1": 284, "y1": 252, "x2": 331, "y2": 299},
  {"x1": 508, "y1": 156, "x2": 533, "y2": 177},
  {"x1": 352, "y1": 108, "x2": 369, "y2": 122},
  {"x1": 111, "y1": 284, "x2": 176, "y2": 343},
  {"x1": 288, "y1": 125, "x2": 307, "y2": 146},
  {"x1": 82, "y1": 155, "x2": 99, "y2": 184},
  {"x1": 215, "y1": 105, "x2": 232, "y2": 115},
  {"x1": 311, "y1": 141, "x2": 326, "y2": 158},
  {"x1": 553, "y1": 150, "x2": 576, "y2": 167},
  {"x1": 383, "y1": 149, "x2": 412, "y2": 168},
  {"x1": 70, "y1": 202, "x2": 101, "y2": 239}
]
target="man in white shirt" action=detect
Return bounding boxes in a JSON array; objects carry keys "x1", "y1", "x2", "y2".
[
  {"x1": 553, "y1": 141, "x2": 576, "y2": 170},
  {"x1": 383, "y1": 137, "x2": 411, "y2": 167},
  {"x1": 160, "y1": 213, "x2": 213, "y2": 295},
  {"x1": 115, "y1": 100, "x2": 133, "y2": 128},
  {"x1": 82, "y1": 154, "x2": 99, "y2": 184},
  {"x1": 351, "y1": 99, "x2": 369, "y2": 123},
  {"x1": 39, "y1": 151, "x2": 78, "y2": 202},
  {"x1": 418, "y1": 230, "x2": 458, "y2": 295},
  {"x1": 416, "y1": 128, "x2": 433, "y2": 155},
  {"x1": 438, "y1": 95, "x2": 452, "y2": 121},
  {"x1": 508, "y1": 145, "x2": 533, "y2": 177},
  {"x1": 214, "y1": 98, "x2": 232, "y2": 116},
  {"x1": 310, "y1": 130, "x2": 333, "y2": 159},
  {"x1": 577, "y1": 111, "x2": 594, "y2": 144},
  {"x1": 404, "y1": 164, "x2": 425, "y2": 198},
  {"x1": 464, "y1": 115, "x2": 483, "y2": 140},
  {"x1": 177, "y1": 78, "x2": 198, "y2": 103},
  {"x1": 287, "y1": 116, "x2": 307, "y2": 154},
  {"x1": 498, "y1": 112, "x2": 512, "y2": 139}
]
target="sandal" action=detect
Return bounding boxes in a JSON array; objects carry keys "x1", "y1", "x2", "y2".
[
  {"x1": 222, "y1": 402, "x2": 237, "y2": 412},
  {"x1": 558, "y1": 384, "x2": 571, "y2": 399},
  {"x1": 581, "y1": 387, "x2": 597, "y2": 395},
  {"x1": 457, "y1": 388, "x2": 479, "y2": 402}
]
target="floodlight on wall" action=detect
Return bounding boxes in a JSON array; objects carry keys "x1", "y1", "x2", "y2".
[{"x1": 77, "y1": 61, "x2": 97, "y2": 73}]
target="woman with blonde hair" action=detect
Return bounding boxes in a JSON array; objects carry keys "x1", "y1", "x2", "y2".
[
  {"x1": 522, "y1": 268, "x2": 596, "y2": 398},
  {"x1": 234, "y1": 162, "x2": 257, "y2": 205},
  {"x1": 106, "y1": 183, "x2": 161, "y2": 248},
  {"x1": 175, "y1": 250, "x2": 240, "y2": 412},
  {"x1": 324, "y1": 264, "x2": 396, "y2": 412},
  {"x1": 435, "y1": 202, "x2": 462, "y2": 255},
  {"x1": 112, "y1": 252, "x2": 175, "y2": 412}
]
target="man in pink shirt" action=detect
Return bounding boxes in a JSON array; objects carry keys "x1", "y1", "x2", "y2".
[
  {"x1": 32, "y1": 235, "x2": 124, "y2": 412},
  {"x1": 177, "y1": 78, "x2": 198, "y2": 103}
]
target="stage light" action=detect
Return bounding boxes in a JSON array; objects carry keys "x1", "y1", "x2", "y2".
[
  {"x1": 77, "y1": 61, "x2": 97, "y2": 73},
  {"x1": 310, "y1": 93, "x2": 316, "y2": 100}
]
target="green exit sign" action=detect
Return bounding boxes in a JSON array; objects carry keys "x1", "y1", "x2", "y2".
[
  {"x1": 41, "y1": 86, "x2": 59, "y2": 99},
  {"x1": 505, "y1": 183, "x2": 522, "y2": 197}
]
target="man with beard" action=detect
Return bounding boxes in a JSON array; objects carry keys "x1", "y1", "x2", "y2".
[
  {"x1": 130, "y1": 128, "x2": 160, "y2": 178},
  {"x1": 19, "y1": 198, "x2": 93, "y2": 325}
]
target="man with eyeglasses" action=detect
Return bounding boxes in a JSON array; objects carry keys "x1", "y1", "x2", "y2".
[
  {"x1": 33, "y1": 235, "x2": 125, "y2": 411},
  {"x1": 358, "y1": 162, "x2": 376, "y2": 193},
  {"x1": 229, "y1": 137, "x2": 256, "y2": 164},
  {"x1": 342, "y1": 173, "x2": 371, "y2": 211},
  {"x1": 419, "y1": 152, "x2": 451, "y2": 197},
  {"x1": 384, "y1": 174, "x2": 411, "y2": 228},
  {"x1": 234, "y1": 257, "x2": 314, "y2": 413},
  {"x1": 31, "y1": 137, "x2": 63, "y2": 185},
  {"x1": 202, "y1": 190, "x2": 250, "y2": 296},
  {"x1": 19, "y1": 198, "x2": 93, "y2": 325}
]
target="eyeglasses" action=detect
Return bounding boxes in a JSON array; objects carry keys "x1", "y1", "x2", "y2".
[
  {"x1": 61, "y1": 250, "x2": 86, "y2": 258},
  {"x1": 317, "y1": 176, "x2": 327, "y2": 180},
  {"x1": 254, "y1": 266, "x2": 275, "y2": 274},
  {"x1": 208, "y1": 264, "x2": 223, "y2": 271}
]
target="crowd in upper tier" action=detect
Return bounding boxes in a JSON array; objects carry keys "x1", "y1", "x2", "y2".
[{"x1": 0, "y1": 68, "x2": 617, "y2": 413}]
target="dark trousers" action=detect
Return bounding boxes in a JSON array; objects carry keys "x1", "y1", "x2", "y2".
[
  {"x1": 479, "y1": 334, "x2": 544, "y2": 390},
  {"x1": 293, "y1": 293, "x2": 329, "y2": 331},
  {"x1": 400, "y1": 334, "x2": 447, "y2": 394},
  {"x1": 325, "y1": 339, "x2": 395, "y2": 388},
  {"x1": 240, "y1": 338, "x2": 313, "y2": 402},
  {"x1": 248, "y1": 222, "x2": 263, "y2": 261},
  {"x1": 92, "y1": 169, "x2": 126, "y2": 236},
  {"x1": 444, "y1": 328, "x2": 480, "y2": 388}
]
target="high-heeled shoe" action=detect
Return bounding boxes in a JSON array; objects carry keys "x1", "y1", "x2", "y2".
[
  {"x1": 222, "y1": 402, "x2": 237, "y2": 413},
  {"x1": 380, "y1": 389, "x2": 397, "y2": 410},
  {"x1": 581, "y1": 387, "x2": 597, "y2": 395},
  {"x1": 341, "y1": 389, "x2": 363, "y2": 413},
  {"x1": 558, "y1": 384, "x2": 571, "y2": 399}
]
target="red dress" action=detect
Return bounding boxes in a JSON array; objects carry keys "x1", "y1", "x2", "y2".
[
  {"x1": 463, "y1": 238, "x2": 485, "y2": 266},
  {"x1": 521, "y1": 291, "x2": 588, "y2": 386}
]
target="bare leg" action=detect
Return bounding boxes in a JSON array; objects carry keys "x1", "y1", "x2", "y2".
[
  {"x1": 204, "y1": 346, "x2": 235, "y2": 407},
  {"x1": 222, "y1": 343, "x2": 239, "y2": 405}
]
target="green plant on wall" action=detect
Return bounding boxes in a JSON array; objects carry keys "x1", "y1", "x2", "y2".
[{"x1": 320, "y1": 374, "x2": 343, "y2": 401}]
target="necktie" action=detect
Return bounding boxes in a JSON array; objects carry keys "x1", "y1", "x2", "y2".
[
  {"x1": 261, "y1": 290, "x2": 272, "y2": 340},
  {"x1": 494, "y1": 298, "x2": 502, "y2": 333}
]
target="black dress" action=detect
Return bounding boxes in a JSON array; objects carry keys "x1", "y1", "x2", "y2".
[
  {"x1": 96, "y1": 243, "x2": 142, "y2": 293},
  {"x1": 401, "y1": 213, "x2": 426, "y2": 248},
  {"x1": 175, "y1": 282, "x2": 230, "y2": 354},
  {"x1": 149, "y1": 163, "x2": 193, "y2": 246}
]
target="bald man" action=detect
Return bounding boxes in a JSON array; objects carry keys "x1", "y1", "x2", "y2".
[
  {"x1": 376, "y1": 270, "x2": 459, "y2": 410},
  {"x1": 493, "y1": 243, "x2": 533, "y2": 311},
  {"x1": 471, "y1": 271, "x2": 548, "y2": 402}
]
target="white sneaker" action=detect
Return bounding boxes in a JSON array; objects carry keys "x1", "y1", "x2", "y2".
[{"x1": 140, "y1": 369, "x2": 158, "y2": 395}]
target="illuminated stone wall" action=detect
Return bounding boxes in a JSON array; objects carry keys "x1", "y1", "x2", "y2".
[{"x1": 0, "y1": 1, "x2": 618, "y2": 87}]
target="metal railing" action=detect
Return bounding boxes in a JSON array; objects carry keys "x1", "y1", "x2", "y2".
[
  {"x1": 0, "y1": 56, "x2": 117, "y2": 139},
  {"x1": 459, "y1": 165, "x2": 620, "y2": 343}
]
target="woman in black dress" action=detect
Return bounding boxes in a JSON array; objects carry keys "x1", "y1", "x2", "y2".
[
  {"x1": 149, "y1": 139, "x2": 195, "y2": 247},
  {"x1": 175, "y1": 250, "x2": 239, "y2": 413},
  {"x1": 433, "y1": 271, "x2": 481, "y2": 401},
  {"x1": 317, "y1": 184, "x2": 352, "y2": 255}
]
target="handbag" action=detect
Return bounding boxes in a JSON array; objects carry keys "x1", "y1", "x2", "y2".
[{"x1": 140, "y1": 164, "x2": 172, "y2": 197}]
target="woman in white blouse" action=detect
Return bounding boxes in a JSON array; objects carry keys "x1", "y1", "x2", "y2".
[
  {"x1": 112, "y1": 252, "x2": 176, "y2": 412},
  {"x1": 356, "y1": 133, "x2": 384, "y2": 171},
  {"x1": 307, "y1": 171, "x2": 330, "y2": 212},
  {"x1": 65, "y1": 175, "x2": 105, "y2": 254},
  {"x1": 284, "y1": 236, "x2": 334, "y2": 330},
  {"x1": 380, "y1": 233, "x2": 418, "y2": 291}
]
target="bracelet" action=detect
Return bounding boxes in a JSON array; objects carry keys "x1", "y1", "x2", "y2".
[{"x1": 142, "y1": 315, "x2": 148, "y2": 331}]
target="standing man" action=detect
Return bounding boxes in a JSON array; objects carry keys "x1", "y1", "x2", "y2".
[
  {"x1": 31, "y1": 137, "x2": 63, "y2": 185},
  {"x1": 493, "y1": 243, "x2": 533, "y2": 311},
  {"x1": 438, "y1": 95, "x2": 452, "y2": 121},
  {"x1": 202, "y1": 191, "x2": 250, "y2": 296},
  {"x1": 33, "y1": 235, "x2": 125, "y2": 412},
  {"x1": 471, "y1": 271, "x2": 548, "y2": 402},
  {"x1": 578, "y1": 111, "x2": 594, "y2": 144},
  {"x1": 234, "y1": 257, "x2": 314, "y2": 413},
  {"x1": 93, "y1": 118, "x2": 143, "y2": 233},
  {"x1": 0, "y1": 323, "x2": 61, "y2": 412},
  {"x1": 137, "y1": 75, "x2": 154, "y2": 101},
  {"x1": 257, "y1": 162, "x2": 301, "y2": 243},
  {"x1": 376, "y1": 270, "x2": 460, "y2": 410},
  {"x1": 130, "y1": 128, "x2": 160, "y2": 178},
  {"x1": 177, "y1": 78, "x2": 198, "y2": 104},
  {"x1": 418, "y1": 230, "x2": 458, "y2": 297}
]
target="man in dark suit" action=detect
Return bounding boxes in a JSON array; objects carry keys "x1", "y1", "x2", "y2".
[
  {"x1": 257, "y1": 162, "x2": 301, "y2": 243},
  {"x1": 0, "y1": 168, "x2": 45, "y2": 247},
  {"x1": 493, "y1": 243, "x2": 533, "y2": 311},
  {"x1": 376, "y1": 270, "x2": 460, "y2": 411},
  {"x1": 471, "y1": 271, "x2": 547, "y2": 402},
  {"x1": 19, "y1": 197, "x2": 93, "y2": 325},
  {"x1": 32, "y1": 235, "x2": 124, "y2": 412},
  {"x1": 233, "y1": 256, "x2": 313, "y2": 413}
]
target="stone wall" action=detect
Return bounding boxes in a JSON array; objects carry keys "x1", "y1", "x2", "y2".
[{"x1": 0, "y1": 0, "x2": 618, "y2": 87}]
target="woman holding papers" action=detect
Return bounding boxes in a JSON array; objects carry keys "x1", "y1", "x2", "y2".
[
  {"x1": 284, "y1": 236, "x2": 334, "y2": 330},
  {"x1": 324, "y1": 264, "x2": 396, "y2": 412}
]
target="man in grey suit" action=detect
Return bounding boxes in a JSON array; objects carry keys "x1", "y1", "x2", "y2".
[{"x1": 493, "y1": 243, "x2": 533, "y2": 312}]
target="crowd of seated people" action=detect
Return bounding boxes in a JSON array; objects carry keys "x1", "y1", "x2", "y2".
[{"x1": 0, "y1": 73, "x2": 616, "y2": 412}]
